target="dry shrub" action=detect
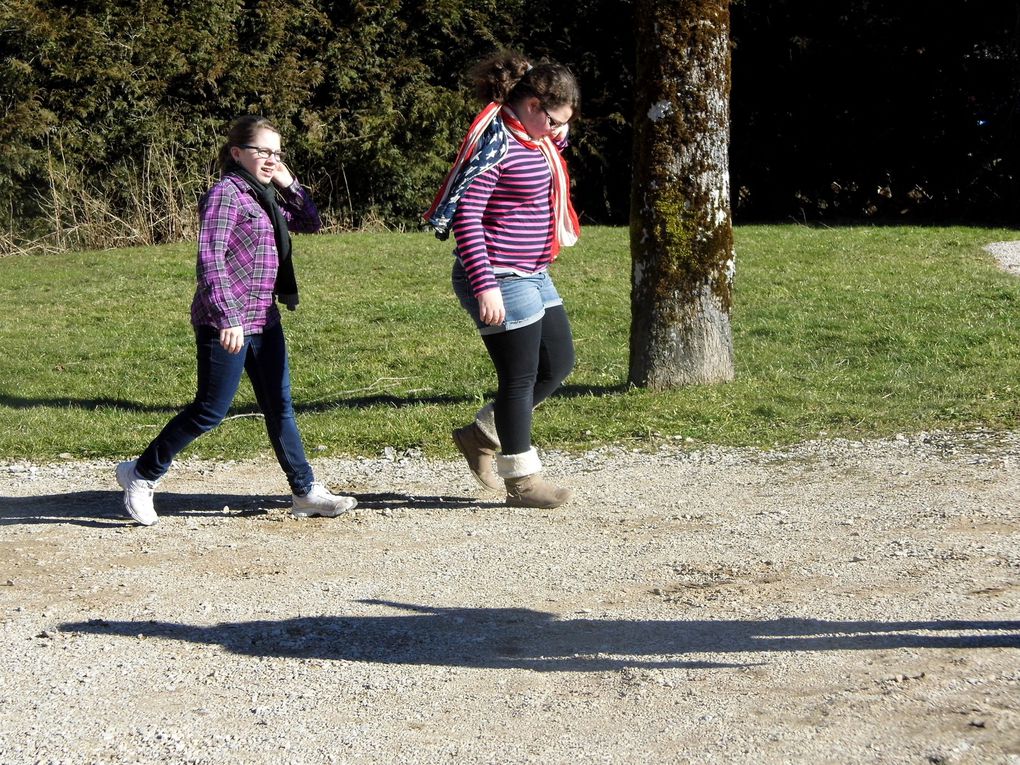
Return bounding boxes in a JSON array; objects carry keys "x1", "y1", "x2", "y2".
[{"x1": 1, "y1": 136, "x2": 207, "y2": 256}]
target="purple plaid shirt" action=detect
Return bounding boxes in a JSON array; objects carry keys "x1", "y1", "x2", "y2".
[{"x1": 190, "y1": 174, "x2": 320, "y2": 333}]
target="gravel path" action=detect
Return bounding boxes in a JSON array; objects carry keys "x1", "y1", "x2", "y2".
[
  {"x1": 1, "y1": 429, "x2": 1018, "y2": 764},
  {"x1": 985, "y1": 240, "x2": 1020, "y2": 277}
]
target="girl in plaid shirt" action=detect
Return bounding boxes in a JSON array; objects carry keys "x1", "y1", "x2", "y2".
[{"x1": 115, "y1": 116, "x2": 357, "y2": 525}]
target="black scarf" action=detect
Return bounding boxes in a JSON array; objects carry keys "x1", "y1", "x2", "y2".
[{"x1": 225, "y1": 162, "x2": 299, "y2": 311}]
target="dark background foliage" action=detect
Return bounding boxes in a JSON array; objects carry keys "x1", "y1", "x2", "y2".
[
  {"x1": 730, "y1": 0, "x2": 1019, "y2": 224},
  {"x1": 1, "y1": 0, "x2": 1016, "y2": 251}
]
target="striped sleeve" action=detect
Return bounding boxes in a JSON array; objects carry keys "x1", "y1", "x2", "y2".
[{"x1": 451, "y1": 164, "x2": 501, "y2": 297}]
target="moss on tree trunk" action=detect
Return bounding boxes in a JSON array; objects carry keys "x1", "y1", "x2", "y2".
[{"x1": 629, "y1": 0, "x2": 735, "y2": 389}]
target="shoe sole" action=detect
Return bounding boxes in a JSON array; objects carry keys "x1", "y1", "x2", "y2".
[
  {"x1": 506, "y1": 499, "x2": 570, "y2": 509},
  {"x1": 290, "y1": 499, "x2": 358, "y2": 518},
  {"x1": 506, "y1": 490, "x2": 573, "y2": 510}
]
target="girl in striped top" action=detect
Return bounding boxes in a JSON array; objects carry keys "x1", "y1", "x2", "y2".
[{"x1": 434, "y1": 51, "x2": 581, "y2": 509}]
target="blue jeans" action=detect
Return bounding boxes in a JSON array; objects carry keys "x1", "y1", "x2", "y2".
[
  {"x1": 452, "y1": 261, "x2": 563, "y2": 336},
  {"x1": 135, "y1": 322, "x2": 315, "y2": 494}
]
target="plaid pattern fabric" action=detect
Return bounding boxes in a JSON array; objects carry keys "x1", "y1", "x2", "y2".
[{"x1": 190, "y1": 175, "x2": 319, "y2": 332}]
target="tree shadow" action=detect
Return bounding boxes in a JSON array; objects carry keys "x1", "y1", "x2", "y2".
[
  {"x1": 295, "y1": 392, "x2": 474, "y2": 413},
  {"x1": 0, "y1": 394, "x2": 179, "y2": 414},
  {"x1": 0, "y1": 382, "x2": 631, "y2": 417},
  {"x1": 60, "y1": 599, "x2": 1020, "y2": 672},
  {"x1": 0, "y1": 391, "x2": 476, "y2": 415},
  {"x1": 293, "y1": 383, "x2": 632, "y2": 412},
  {"x1": 0, "y1": 490, "x2": 493, "y2": 527},
  {"x1": 557, "y1": 382, "x2": 632, "y2": 398}
]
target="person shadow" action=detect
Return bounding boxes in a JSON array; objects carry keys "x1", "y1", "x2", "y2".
[
  {"x1": 0, "y1": 490, "x2": 283, "y2": 528},
  {"x1": 0, "y1": 491, "x2": 487, "y2": 528},
  {"x1": 60, "y1": 599, "x2": 1020, "y2": 673}
]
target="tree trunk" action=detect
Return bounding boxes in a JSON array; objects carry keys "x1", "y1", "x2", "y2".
[{"x1": 629, "y1": 0, "x2": 735, "y2": 389}]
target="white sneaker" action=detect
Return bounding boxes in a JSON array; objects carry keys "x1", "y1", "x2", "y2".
[
  {"x1": 115, "y1": 460, "x2": 159, "y2": 526},
  {"x1": 291, "y1": 482, "x2": 358, "y2": 518}
]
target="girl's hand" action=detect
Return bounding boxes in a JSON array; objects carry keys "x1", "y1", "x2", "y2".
[
  {"x1": 271, "y1": 163, "x2": 295, "y2": 188},
  {"x1": 477, "y1": 288, "x2": 506, "y2": 326},
  {"x1": 219, "y1": 326, "x2": 245, "y2": 354}
]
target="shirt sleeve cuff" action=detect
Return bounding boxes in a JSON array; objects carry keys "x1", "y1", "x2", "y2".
[{"x1": 471, "y1": 276, "x2": 499, "y2": 297}]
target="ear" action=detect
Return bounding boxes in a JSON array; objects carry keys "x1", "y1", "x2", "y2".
[
  {"x1": 527, "y1": 96, "x2": 542, "y2": 114},
  {"x1": 229, "y1": 145, "x2": 242, "y2": 162}
]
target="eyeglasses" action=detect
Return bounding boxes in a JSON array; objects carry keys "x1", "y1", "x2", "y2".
[
  {"x1": 237, "y1": 144, "x2": 286, "y2": 160},
  {"x1": 541, "y1": 106, "x2": 569, "y2": 131}
]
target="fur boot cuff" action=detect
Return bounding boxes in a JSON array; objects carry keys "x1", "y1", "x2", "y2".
[
  {"x1": 496, "y1": 448, "x2": 541, "y2": 479},
  {"x1": 474, "y1": 403, "x2": 500, "y2": 447}
]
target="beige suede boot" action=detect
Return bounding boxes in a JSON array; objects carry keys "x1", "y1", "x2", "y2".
[
  {"x1": 497, "y1": 448, "x2": 572, "y2": 509},
  {"x1": 451, "y1": 404, "x2": 501, "y2": 491}
]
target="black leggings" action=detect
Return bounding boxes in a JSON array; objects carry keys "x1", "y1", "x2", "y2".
[{"x1": 481, "y1": 304, "x2": 575, "y2": 455}]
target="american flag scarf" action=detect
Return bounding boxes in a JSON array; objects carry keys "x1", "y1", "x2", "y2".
[{"x1": 424, "y1": 102, "x2": 580, "y2": 256}]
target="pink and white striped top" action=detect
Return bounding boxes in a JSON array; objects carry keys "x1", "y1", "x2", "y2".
[{"x1": 451, "y1": 135, "x2": 561, "y2": 297}]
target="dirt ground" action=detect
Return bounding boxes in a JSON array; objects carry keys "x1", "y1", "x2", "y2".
[{"x1": 0, "y1": 429, "x2": 1018, "y2": 765}]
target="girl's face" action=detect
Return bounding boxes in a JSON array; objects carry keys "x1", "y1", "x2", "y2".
[
  {"x1": 230, "y1": 128, "x2": 283, "y2": 184},
  {"x1": 518, "y1": 97, "x2": 573, "y2": 140}
]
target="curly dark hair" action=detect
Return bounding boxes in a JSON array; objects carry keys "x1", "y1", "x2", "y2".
[{"x1": 470, "y1": 50, "x2": 580, "y2": 116}]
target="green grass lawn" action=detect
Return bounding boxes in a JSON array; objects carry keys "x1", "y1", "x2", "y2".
[{"x1": 2, "y1": 225, "x2": 1018, "y2": 461}]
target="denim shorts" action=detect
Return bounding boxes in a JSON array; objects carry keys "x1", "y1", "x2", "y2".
[{"x1": 452, "y1": 260, "x2": 563, "y2": 335}]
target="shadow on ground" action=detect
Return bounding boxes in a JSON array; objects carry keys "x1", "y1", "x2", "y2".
[
  {"x1": 60, "y1": 600, "x2": 1020, "y2": 672},
  {"x1": 0, "y1": 491, "x2": 485, "y2": 527},
  {"x1": 0, "y1": 382, "x2": 626, "y2": 416}
]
